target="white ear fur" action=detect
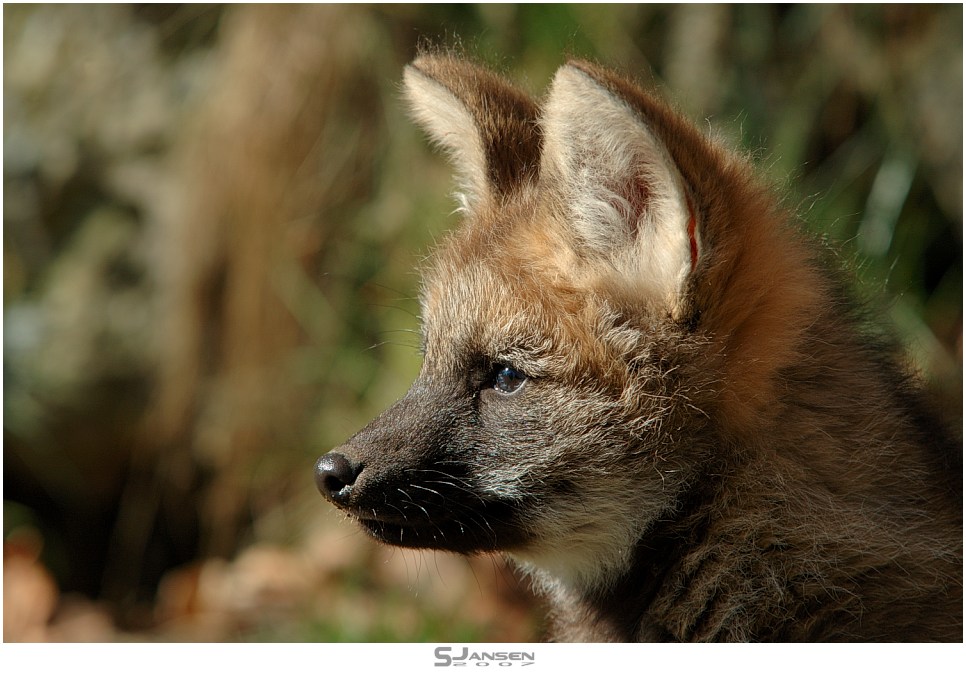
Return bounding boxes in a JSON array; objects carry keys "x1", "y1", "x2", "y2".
[
  {"x1": 541, "y1": 65, "x2": 698, "y2": 312},
  {"x1": 403, "y1": 65, "x2": 488, "y2": 211}
]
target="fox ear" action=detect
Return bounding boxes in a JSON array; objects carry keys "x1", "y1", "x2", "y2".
[
  {"x1": 541, "y1": 62, "x2": 699, "y2": 314},
  {"x1": 403, "y1": 55, "x2": 541, "y2": 210}
]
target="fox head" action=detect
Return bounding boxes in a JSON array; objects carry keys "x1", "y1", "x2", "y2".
[{"x1": 315, "y1": 55, "x2": 825, "y2": 591}]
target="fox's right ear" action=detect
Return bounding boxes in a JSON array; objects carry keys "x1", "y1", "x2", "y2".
[
  {"x1": 541, "y1": 62, "x2": 699, "y2": 317},
  {"x1": 403, "y1": 55, "x2": 541, "y2": 211}
]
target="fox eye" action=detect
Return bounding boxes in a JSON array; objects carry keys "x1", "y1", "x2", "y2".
[{"x1": 493, "y1": 365, "x2": 527, "y2": 394}]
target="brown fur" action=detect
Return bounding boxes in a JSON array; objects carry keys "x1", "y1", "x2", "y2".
[{"x1": 315, "y1": 55, "x2": 962, "y2": 641}]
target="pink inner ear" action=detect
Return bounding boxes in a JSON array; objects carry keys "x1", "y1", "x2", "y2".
[
  {"x1": 625, "y1": 178, "x2": 651, "y2": 237},
  {"x1": 606, "y1": 177, "x2": 651, "y2": 239},
  {"x1": 687, "y1": 201, "x2": 698, "y2": 273},
  {"x1": 612, "y1": 178, "x2": 699, "y2": 274}
]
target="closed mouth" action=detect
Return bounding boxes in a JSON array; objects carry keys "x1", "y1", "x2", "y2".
[
  {"x1": 344, "y1": 499, "x2": 526, "y2": 553},
  {"x1": 356, "y1": 514, "x2": 469, "y2": 550}
]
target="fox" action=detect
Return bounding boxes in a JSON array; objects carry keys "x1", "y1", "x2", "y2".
[{"x1": 314, "y1": 54, "x2": 962, "y2": 641}]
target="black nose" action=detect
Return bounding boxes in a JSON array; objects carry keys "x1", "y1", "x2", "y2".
[{"x1": 314, "y1": 451, "x2": 361, "y2": 503}]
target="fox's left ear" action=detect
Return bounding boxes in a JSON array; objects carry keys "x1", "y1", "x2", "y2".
[
  {"x1": 403, "y1": 55, "x2": 541, "y2": 211},
  {"x1": 541, "y1": 62, "x2": 699, "y2": 316}
]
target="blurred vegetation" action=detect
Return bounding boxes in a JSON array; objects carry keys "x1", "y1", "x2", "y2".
[{"x1": 3, "y1": 4, "x2": 961, "y2": 642}]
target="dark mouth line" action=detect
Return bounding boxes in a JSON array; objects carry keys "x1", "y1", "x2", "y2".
[
  {"x1": 356, "y1": 513, "x2": 452, "y2": 530},
  {"x1": 356, "y1": 511, "x2": 487, "y2": 537}
]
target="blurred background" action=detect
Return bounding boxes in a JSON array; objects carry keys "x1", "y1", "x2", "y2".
[{"x1": 3, "y1": 4, "x2": 961, "y2": 642}]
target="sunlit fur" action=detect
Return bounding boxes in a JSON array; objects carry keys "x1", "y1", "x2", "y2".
[
  {"x1": 541, "y1": 65, "x2": 697, "y2": 317},
  {"x1": 321, "y1": 54, "x2": 962, "y2": 641}
]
